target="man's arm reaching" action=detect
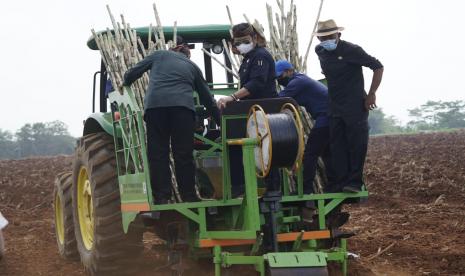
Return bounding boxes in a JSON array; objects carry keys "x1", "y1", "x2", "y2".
[
  {"x1": 123, "y1": 54, "x2": 155, "y2": 86},
  {"x1": 194, "y1": 70, "x2": 221, "y2": 127}
]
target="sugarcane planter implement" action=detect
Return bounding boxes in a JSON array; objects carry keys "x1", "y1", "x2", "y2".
[{"x1": 52, "y1": 16, "x2": 367, "y2": 276}]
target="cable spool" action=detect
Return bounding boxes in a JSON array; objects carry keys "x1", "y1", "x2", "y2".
[{"x1": 246, "y1": 104, "x2": 304, "y2": 178}]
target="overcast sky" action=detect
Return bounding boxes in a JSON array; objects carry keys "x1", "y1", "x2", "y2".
[{"x1": 0, "y1": 0, "x2": 463, "y2": 137}]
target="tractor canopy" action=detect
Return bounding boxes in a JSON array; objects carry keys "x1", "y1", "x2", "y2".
[{"x1": 87, "y1": 24, "x2": 232, "y2": 50}]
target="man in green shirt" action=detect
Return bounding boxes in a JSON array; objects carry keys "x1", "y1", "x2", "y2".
[{"x1": 123, "y1": 41, "x2": 220, "y2": 204}]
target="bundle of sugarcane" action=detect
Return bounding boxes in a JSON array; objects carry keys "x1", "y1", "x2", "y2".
[
  {"x1": 265, "y1": 0, "x2": 302, "y2": 70},
  {"x1": 265, "y1": 0, "x2": 324, "y2": 73},
  {"x1": 222, "y1": 0, "x2": 324, "y2": 74},
  {"x1": 91, "y1": 3, "x2": 176, "y2": 110}
]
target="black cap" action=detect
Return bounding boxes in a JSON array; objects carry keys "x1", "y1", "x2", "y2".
[{"x1": 176, "y1": 35, "x2": 185, "y2": 46}]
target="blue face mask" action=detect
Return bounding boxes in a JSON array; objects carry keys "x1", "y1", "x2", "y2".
[{"x1": 319, "y1": 39, "x2": 338, "y2": 51}]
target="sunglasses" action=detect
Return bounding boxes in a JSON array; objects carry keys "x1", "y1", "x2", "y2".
[
  {"x1": 232, "y1": 35, "x2": 253, "y2": 47},
  {"x1": 233, "y1": 40, "x2": 252, "y2": 47}
]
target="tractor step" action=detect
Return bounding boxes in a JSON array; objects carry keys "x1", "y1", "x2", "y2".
[
  {"x1": 265, "y1": 252, "x2": 328, "y2": 276},
  {"x1": 265, "y1": 252, "x2": 327, "y2": 268}
]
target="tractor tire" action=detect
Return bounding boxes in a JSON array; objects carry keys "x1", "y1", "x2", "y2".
[
  {"x1": 53, "y1": 172, "x2": 79, "y2": 260},
  {"x1": 72, "y1": 132, "x2": 144, "y2": 275}
]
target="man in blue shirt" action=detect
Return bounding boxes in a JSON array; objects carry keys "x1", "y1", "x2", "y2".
[{"x1": 275, "y1": 60, "x2": 331, "y2": 195}]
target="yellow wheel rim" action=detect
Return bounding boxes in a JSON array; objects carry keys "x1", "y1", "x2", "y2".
[
  {"x1": 54, "y1": 191, "x2": 65, "y2": 245},
  {"x1": 247, "y1": 104, "x2": 273, "y2": 178},
  {"x1": 77, "y1": 167, "x2": 94, "y2": 250},
  {"x1": 281, "y1": 103, "x2": 305, "y2": 171}
]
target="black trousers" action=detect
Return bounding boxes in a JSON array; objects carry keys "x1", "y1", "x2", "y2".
[
  {"x1": 303, "y1": 126, "x2": 331, "y2": 194},
  {"x1": 328, "y1": 114, "x2": 369, "y2": 192},
  {"x1": 145, "y1": 107, "x2": 196, "y2": 201}
]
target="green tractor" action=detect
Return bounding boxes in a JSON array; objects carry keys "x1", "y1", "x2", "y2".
[{"x1": 53, "y1": 24, "x2": 368, "y2": 275}]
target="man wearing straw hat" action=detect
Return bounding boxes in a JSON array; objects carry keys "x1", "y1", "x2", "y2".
[{"x1": 314, "y1": 19, "x2": 384, "y2": 193}]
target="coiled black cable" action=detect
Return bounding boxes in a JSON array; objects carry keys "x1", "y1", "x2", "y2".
[{"x1": 267, "y1": 113, "x2": 299, "y2": 168}]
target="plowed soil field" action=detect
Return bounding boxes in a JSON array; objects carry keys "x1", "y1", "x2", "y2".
[{"x1": 0, "y1": 130, "x2": 464, "y2": 275}]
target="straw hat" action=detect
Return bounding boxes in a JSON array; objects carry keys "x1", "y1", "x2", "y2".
[{"x1": 314, "y1": 19, "x2": 344, "y2": 36}]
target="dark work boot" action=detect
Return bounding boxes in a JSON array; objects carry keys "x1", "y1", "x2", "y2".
[
  {"x1": 342, "y1": 185, "x2": 361, "y2": 193},
  {"x1": 182, "y1": 194, "x2": 201, "y2": 203},
  {"x1": 327, "y1": 212, "x2": 350, "y2": 228},
  {"x1": 153, "y1": 197, "x2": 170, "y2": 205},
  {"x1": 231, "y1": 185, "x2": 245, "y2": 199},
  {"x1": 301, "y1": 208, "x2": 319, "y2": 230}
]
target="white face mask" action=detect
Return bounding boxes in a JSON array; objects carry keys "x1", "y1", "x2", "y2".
[{"x1": 236, "y1": 43, "x2": 254, "y2": 55}]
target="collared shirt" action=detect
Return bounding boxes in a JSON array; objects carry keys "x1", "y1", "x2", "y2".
[
  {"x1": 315, "y1": 40, "x2": 383, "y2": 117},
  {"x1": 239, "y1": 47, "x2": 277, "y2": 99},
  {"x1": 123, "y1": 50, "x2": 220, "y2": 123},
  {"x1": 278, "y1": 73, "x2": 329, "y2": 128}
]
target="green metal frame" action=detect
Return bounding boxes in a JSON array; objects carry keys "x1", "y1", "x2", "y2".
[
  {"x1": 85, "y1": 21, "x2": 365, "y2": 273},
  {"x1": 108, "y1": 87, "x2": 152, "y2": 231},
  {"x1": 83, "y1": 112, "x2": 115, "y2": 136},
  {"x1": 85, "y1": 85, "x2": 368, "y2": 275}
]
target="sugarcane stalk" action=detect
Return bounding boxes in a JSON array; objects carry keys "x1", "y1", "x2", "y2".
[
  {"x1": 222, "y1": 39, "x2": 239, "y2": 76},
  {"x1": 243, "y1": 14, "x2": 251, "y2": 24},
  {"x1": 201, "y1": 48, "x2": 239, "y2": 79},
  {"x1": 106, "y1": 5, "x2": 121, "y2": 47},
  {"x1": 226, "y1": 5, "x2": 234, "y2": 26},
  {"x1": 153, "y1": 31, "x2": 160, "y2": 50},
  {"x1": 137, "y1": 38, "x2": 147, "y2": 59},
  {"x1": 302, "y1": 0, "x2": 324, "y2": 72},
  {"x1": 153, "y1": 2, "x2": 166, "y2": 50},
  {"x1": 173, "y1": 21, "x2": 177, "y2": 46},
  {"x1": 228, "y1": 40, "x2": 242, "y2": 68}
]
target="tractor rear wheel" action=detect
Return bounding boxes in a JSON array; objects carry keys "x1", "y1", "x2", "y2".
[
  {"x1": 54, "y1": 172, "x2": 79, "y2": 260},
  {"x1": 72, "y1": 132, "x2": 143, "y2": 275}
]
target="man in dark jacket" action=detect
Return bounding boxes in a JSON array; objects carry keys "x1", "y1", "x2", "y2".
[
  {"x1": 123, "y1": 41, "x2": 220, "y2": 204},
  {"x1": 275, "y1": 60, "x2": 331, "y2": 194},
  {"x1": 314, "y1": 19, "x2": 384, "y2": 193}
]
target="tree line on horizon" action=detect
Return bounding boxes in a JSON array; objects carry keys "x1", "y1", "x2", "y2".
[
  {"x1": 369, "y1": 100, "x2": 465, "y2": 135},
  {"x1": 0, "y1": 100, "x2": 463, "y2": 159},
  {"x1": 0, "y1": 121, "x2": 75, "y2": 160}
]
